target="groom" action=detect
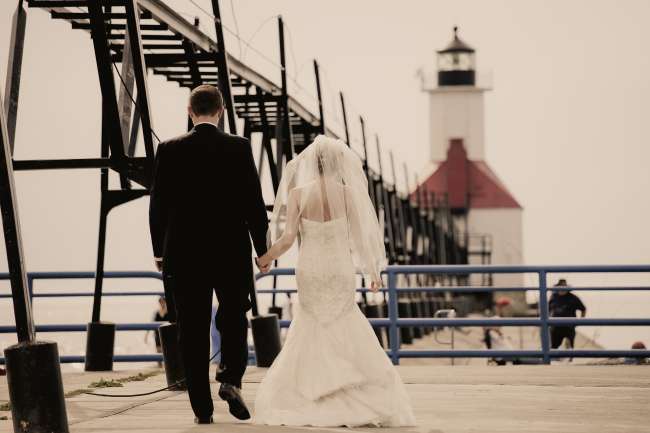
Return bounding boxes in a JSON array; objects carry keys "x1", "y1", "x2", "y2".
[{"x1": 149, "y1": 84, "x2": 269, "y2": 424}]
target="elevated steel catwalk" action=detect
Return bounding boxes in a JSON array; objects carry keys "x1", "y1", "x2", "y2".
[{"x1": 3, "y1": 0, "x2": 475, "y2": 339}]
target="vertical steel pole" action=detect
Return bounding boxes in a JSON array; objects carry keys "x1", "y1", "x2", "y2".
[
  {"x1": 359, "y1": 116, "x2": 376, "y2": 206},
  {"x1": 387, "y1": 270, "x2": 399, "y2": 365},
  {"x1": 91, "y1": 106, "x2": 110, "y2": 324},
  {"x1": 339, "y1": 92, "x2": 351, "y2": 146},
  {"x1": 0, "y1": 89, "x2": 33, "y2": 343},
  {"x1": 538, "y1": 270, "x2": 551, "y2": 364},
  {"x1": 210, "y1": 0, "x2": 238, "y2": 134},
  {"x1": 277, "y1": 16, "x2": 294, "y2": 161},
  {"x1": 4, "y1": 0, "x2": 26, "y2": 155},
  {"x1": 124, "y1": 0, "x2": 156, "y2": 160},
  {"x1": 86, "y1": 0, "x2": 127, "y2": 160},
  {"x1": 376, "y1": 136, "x2": 395, "y2": 262},
  {"x1": 313, "y1": 60, "x2": 325, "y2": 135}
]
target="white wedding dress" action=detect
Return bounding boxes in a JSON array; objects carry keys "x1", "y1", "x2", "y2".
[{"x1": 253, "y1": 216, "x2": 416, "y2": 427}]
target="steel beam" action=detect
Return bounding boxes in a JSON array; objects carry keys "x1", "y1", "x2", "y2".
[
  {"x1": 359, "y1": 116, "x2": 376, "y2": 208},
  {"x1": 313, "y1": 60, "x2": 325, "y2": 135},
  {"x1": 0, "y1": 90, "x2": 34, "y2": 343},
  {"x1": 13, "y1": 158, "x2": 112, "y2": 170},
  {"x1": 210, "y1": 0, "x2": 237, "y2": 134},
  {"x1": 86, "y1": 0, "x2": 126, "y2": 162},
  {"x1": 339, "y1": 92, "x2": 351, "y2": 146},
  {"x1": 124, "y1": 0, "x2": 156, "y2": 161},
  {"x1": 375, "y1": 136, "x2": 397, "y2": 262},
  {"x1": 277, "y1": 16, "x2": 294, "y2": 163},
  {"x1": 91, "y1": 105, "x2": 111, "y2": 323},
  {"x1": 4, "y1": 0, "x2": 27, "y2": 154},
  {"x1": 257, "y1": 90, "x2": 279, "y2": 192}
]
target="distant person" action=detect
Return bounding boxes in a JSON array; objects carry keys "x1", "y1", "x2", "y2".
[
  {"x1": 145, "y1": 296, "x2": 170, "y2": 366},
  {"x1": 484, "y1": 297, "x2": 515, "y2": 365},
  {"x1": 624, "y1": 341, "x2": 648, "y2": 365},
  {"x1": 548, "y1": 279, "x2": 586, "y2": 349}
]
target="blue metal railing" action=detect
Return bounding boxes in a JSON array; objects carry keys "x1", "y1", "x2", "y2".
[
  {"x1": 257, "y1": 264, "x2": 650, "y2": 364},
  {"x1": 0, "y1": 271, "x2": 165, "y2": 364},
  {"x1": 1, "y1": 265, "x2": 649, "y2": 365}
]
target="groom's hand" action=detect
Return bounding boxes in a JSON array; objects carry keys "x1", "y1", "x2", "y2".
[{"x1": 255, "y1": 257, "x2": 271, "y2": 273}]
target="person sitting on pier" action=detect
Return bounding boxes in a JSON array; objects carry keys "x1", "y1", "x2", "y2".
[
  {"x1": 549, "y1": 279, "x2": 586, "y2": 349},
  {"x1": 144, "y1": 295, "x2": 169, "y2": 367}
]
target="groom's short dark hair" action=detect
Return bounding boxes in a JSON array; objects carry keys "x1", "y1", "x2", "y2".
[{"x1": 189, "y1": 84, "x2": 224, "y2": 116}]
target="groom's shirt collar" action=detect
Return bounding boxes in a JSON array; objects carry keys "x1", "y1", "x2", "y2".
[{"x1": 193, "y1": 121, "x2": 219, "y2": 129}]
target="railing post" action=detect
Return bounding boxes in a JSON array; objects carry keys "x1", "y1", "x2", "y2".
[
  {"x1": 538, "y1": 270, "x2": 551, "y2": 364},
  {"x1": 387, "y1": 270, "x2": 400, "y2": 365}
]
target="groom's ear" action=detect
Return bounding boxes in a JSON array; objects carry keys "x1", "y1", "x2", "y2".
[{"x1": 187, "y1": 106, "x2": 195, "y2": 120}]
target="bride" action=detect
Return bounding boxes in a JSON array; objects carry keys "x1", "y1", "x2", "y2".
[{"x1": 254, "y1": 135, "x2": 416, "y2": 427}]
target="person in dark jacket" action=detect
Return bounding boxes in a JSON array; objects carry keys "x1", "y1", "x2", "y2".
[
  {"x1": 549, "y1": 279, "x2": 586, "y2": 349},
  {"x1": 149, "y1": 84, "x2": 269, "y2": 424}
]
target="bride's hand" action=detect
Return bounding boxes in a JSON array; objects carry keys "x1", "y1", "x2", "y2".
[
  {"x1": 370, "y1": 279, "x2": 383, "y2": 293},
  {"x1": 256, "y1": 256, "x2": 271, "y2": 273}
]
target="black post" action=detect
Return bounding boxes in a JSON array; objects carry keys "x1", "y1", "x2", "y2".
[
  {"x1": 158, "y1": 323, "x2": 186, "y2": 390},
  {"x1": 4, "y1": 0, "x2": 27, "y2": 154},
  {"x1": 313, "y1": 60, "x2": 325, "y2": 134},
  {"x1": 390, "y1": 151, "x2": 407, "y2": 264},
  {"x1": 2, "y1": 85, "x2": 69, "y2": 433},
  {"x1": 210, "y1": 0, "x2": 238, "y2": 134},
  {"x1": 359, "y1": 116, "x2": 376, "y2": 207},
  {"x1": 86, "y1": 0, "x2": 127, "y2": 160},
  {"x1": 124, "y1": 0, "x2": 156, "y2": 161},
  {"x1": 375, "y1": 136, "x2": 396, "y2": 263},
  {"x1": 277, "y1": 16, "x2": 294, "y2": 162},
  {"x1": 0, "y1": 82, "x2": 33, "y2": 344},
  {"x1": 339, "y1": 92, "x2": 351, "y2": 146},
  {"x1": 86, "y1": 105, "x2": 115, "y2": 372}
]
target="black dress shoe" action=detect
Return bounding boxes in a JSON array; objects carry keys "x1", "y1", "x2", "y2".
[
  {"x1": 194, "y1": 416, "x2": 213, "y2": 424},
  {"x1": 218, "y1": 383, "x2": 251, "y2": 420}
]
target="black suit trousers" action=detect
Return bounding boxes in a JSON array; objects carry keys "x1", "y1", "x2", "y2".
[{"x1": 169, "y1": 270, "x2": 249, "y2": 419}]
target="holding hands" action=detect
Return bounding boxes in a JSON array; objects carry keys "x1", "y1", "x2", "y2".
[
  {"x1": 256, "y1": 256, "x2": 272, "y2": 273},
  {"x1": 370, "y1": 278, "x2": 383, "y2": 293}
]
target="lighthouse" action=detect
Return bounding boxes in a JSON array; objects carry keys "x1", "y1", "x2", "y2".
[{"x1": 418, "y1": 27, "x2": 525, "y2": 310}]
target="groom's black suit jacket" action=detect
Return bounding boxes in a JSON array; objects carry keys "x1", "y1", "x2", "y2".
[{"x1": 149, "y1": 123, "x2": 268, "y2": 310}]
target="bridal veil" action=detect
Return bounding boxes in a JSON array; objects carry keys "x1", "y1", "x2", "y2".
[{"x1": 267, "y1": 135, "x2": 386, "y2": 282}]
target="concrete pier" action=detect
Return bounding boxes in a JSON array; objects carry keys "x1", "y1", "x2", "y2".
[{"x1": 1, "y1": 364, "x2": 648, "y2": 432}]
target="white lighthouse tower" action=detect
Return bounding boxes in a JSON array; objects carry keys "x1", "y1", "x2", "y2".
[{"x1": 419, "y1": 27, "x2": 525, "y2": 310}]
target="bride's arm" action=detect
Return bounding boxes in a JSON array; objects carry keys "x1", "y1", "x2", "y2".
[{"x1": 258, "y1": 189, "x2": 300, "y2": 267}]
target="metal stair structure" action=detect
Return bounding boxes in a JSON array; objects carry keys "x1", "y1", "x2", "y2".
[{"x1": 2, "y1": 0, "x2": 470, "y2": 349}]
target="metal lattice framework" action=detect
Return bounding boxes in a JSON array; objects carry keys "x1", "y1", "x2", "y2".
[{"x1": 2, "y1": 0, "x2": 472, "y2": 342}]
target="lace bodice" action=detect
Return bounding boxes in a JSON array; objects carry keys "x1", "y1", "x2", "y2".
[{"x1": 295, "y1": 217, "x2": 356, "y2": 323}]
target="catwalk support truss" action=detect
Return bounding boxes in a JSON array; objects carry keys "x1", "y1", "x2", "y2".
[{"x1": 3, "y1": 0, "x2": 470, "y2": 343}]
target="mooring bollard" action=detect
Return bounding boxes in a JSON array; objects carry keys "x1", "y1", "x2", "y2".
[
  {"x1": 84, "y1": 321, "x2": 115, "y2": 371},
  {"x1": 158, "y1": 323, "x2": 186, "y2": 390},
  {"x1": 250, "y1": 314, "x2": 281, "y2": 367},
  {"x1": 4, "y1": 341, "x2": 69, "y2": 433},
  {"x1": 268, "y1": 305, "x2": 283, "y2": 319}
]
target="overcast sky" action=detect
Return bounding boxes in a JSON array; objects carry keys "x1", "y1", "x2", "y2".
[{"x1": 0, "y1": 0, "x2": 648, "y2": 347}]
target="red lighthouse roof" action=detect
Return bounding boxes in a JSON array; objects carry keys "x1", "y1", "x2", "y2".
[{"x1": 415, "y1": 139, "x2": 521, "y2": 210}]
